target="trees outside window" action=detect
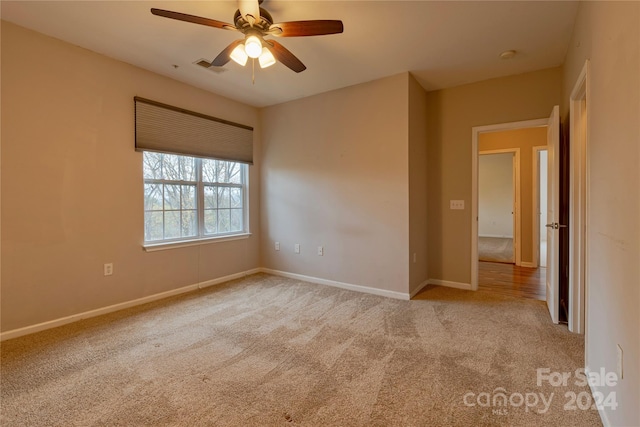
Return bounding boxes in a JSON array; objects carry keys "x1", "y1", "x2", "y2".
[{"x1": 143, "y1": 152, "x2": 247, "y2": 243}]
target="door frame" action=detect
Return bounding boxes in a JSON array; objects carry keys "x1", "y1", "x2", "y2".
[
  {"x1": 478, "y1": 149, "x2": 521, "y2": 265},
  {"x1": 532, "y1": 146, "x2": 548, "y2": 268},
  {"x1": 546, "y1": 106, "x2": 561, "y2": 324},
  {"x1": 471, "y1": 118, "x2": 548, "y2": 291},
  {"x1": 569, "y1": 60, "x2": 590, "y2": 336}
]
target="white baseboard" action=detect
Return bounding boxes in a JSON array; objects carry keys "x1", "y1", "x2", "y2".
[
  {"x1": 427, "y1": 278, "x2": 472, "y2": 291},
  {"x1": 198, "y1": 268, "x2": 261, "y2": 289},
  {"x1": 478, "y1": 234, "x2": 514, "y2": 239},
  {"x1": 0, "y1": 269, "x2": 261, "y2": 342},
  {"x1": 261, "y1": 268, "x2": 410, "y2": 300},
  {"x1": 410, "y1": 279, "x2": 430, "y2": 299},
  {"x1": 584, "y1": 366, "x2": 611, "y2": 427},
  {"x1": 2, "y1": 268, "x2": 448, "y2": 341}
]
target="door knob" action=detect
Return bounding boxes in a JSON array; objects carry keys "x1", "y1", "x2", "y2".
[{"x1": 545, "y1": 222, "x2": 567, "y2": 229}]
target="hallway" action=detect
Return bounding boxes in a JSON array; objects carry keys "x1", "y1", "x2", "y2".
[{"x1": 478, "y1": 261, "x2": 546, "y2": 301}]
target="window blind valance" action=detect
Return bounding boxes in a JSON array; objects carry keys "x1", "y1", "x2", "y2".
[{"x1": 134, "y1": 97, "x2": 253, "y2": 164}]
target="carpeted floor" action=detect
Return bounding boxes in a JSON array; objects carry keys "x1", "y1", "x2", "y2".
[
  {"x1": 479, "y1": 237, "x2": 514, "y2": 263},
  {"x1": 1, "y1": 273, "x2": 601, "y2": 426}
]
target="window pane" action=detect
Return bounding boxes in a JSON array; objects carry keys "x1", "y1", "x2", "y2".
[
  {"x1": 145, "y1": 211, "x2": 164, "y2": 241},
  {"x1": 202, "y1": 159, "x2": 217, "y2": 183},
  {"x1": 144, "y1": 184, "x2": 163, "y2": 211},
  {"x1": 230, "y1": 187, "x2": 242, "y2": 208},
  {"x1": 164, "y1": 211, "x2": 181, "y2": 239},
  {"x1": 217, "y1": 187, "x2": 230, "y2": 208},
  {"x1": 178, "y1": 156, "x2": 196, "y2": 181},
  {"x1": 182, "y1": 185, "x2": 196, "y2": 209},
  {"x1": 216, "y1": 161, "x2": 226, "y2": 182},
  {"x1": 230, "y1": 209, "x2": 243, "y2": 232},
  {"x1": 204, "y1": 186, "x2": 217, "y2": 209},
  {"x1": 217, "y1": 161, "x2": 241, "y2": 183},
  {"x1": 182, "y1": 210, "x2": 197, "y2": 237},
  {"x1": 218, "y1": 209, "x2": 230, "y2": 233},
  {"x1": 161, "y1": 154, "x2": 181, "y2": 181},
  {"x1": 204, "y1": 210, "x2": 217, "y2": 234},
  {"x1": 227, "y1": 163, "x2": 242, "y2": 184},
  {"x1": 164, "y1": 184, "x2": 181, "y2": 210},
  {"x1": 143, "y1": 152, "x2": 163, "y2": 179}
]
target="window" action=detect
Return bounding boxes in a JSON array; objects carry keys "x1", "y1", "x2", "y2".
[
  {"x1": 143, "y1": 152, "x2": 247, "y2": 243},
  {"x1": 135, "y1": 97, "x2": 253, "y2": 246}
]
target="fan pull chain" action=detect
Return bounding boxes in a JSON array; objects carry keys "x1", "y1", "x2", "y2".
[{"x1": 252, "y1": 59, "x2": 255, "y2": 85}]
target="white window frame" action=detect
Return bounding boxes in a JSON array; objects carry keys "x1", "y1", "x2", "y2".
[{"x1": 142, "y1": 153, "x2": 250, "y2": 251}]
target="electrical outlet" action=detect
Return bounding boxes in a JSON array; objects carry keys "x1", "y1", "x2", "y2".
[
  {"x1": 617, "y1": 344, "x2": 624, "y2": 379},
  {"x1": 294, "y1": 244, "x2": 300, "y2": 254},
  {"x1": 450, "y1": 200, "x2": 465, "y2": 210},
  {"x1": 104, "y1": 263, "x2": 113, "y2": 276},
  {"x1": 318, "y1": 246, "x2": 324, "y2": 256},
  {"x1": 275, "y1": 241, "x2": 280, "y2": 251}
]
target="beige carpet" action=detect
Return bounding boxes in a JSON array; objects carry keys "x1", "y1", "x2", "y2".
[
  {"x1": 1, "y1": 273, "x2": 601, "y2": 426},
  {"x1": 479, "y1": 237, "x2": 514, "y2": 263}
]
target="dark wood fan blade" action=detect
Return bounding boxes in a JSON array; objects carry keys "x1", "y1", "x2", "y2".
[
  {"x1": 151, "y1": 8, "x2": 236, "y2": 31},
  {"x1": 211, "y1": 40, "x2": 244, "y2": 67},
  {"x1": 266, "y1": 40, "x2": 306, "y2": 73},
  {"x1": 269, "y1": 20, "x2": 343, "y2": 37}
]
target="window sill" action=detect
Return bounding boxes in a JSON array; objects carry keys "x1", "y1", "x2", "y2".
[{"x1": 143, "y1": 233, "x2": 252, "y2": 252}]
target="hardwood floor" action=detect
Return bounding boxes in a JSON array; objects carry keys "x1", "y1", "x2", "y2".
[{"x1": 478, "y1": 261, "x2": 546, "y2": 301}]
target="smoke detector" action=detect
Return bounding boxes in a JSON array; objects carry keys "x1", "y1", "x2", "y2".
[{"x1": 500, "y1": 50, "x2": 517, "y2": 60}]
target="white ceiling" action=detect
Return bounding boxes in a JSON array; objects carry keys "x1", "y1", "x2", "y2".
[{"x1": 1, "y1": 1, "x2": 579, "y2": 108}]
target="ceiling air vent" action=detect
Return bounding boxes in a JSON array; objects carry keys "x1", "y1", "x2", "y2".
[{"x1": 194, "y1": 59, "x2": 227, "y2": 74}]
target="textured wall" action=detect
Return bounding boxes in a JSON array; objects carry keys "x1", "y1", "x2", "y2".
[
  {"x1": 408, "y1": 74, "x2": 429, "y2": 294},
  {"x1": 562, "y1": 2, "x2": 640, "y2": 425},
  {"x1": 1, "y1": 22, "x2": 261, "y2": 331},
  {"x1": 260, "y1": 74, "x2": 410, "y2": 293}
]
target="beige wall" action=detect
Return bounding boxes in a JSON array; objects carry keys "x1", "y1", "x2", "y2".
[
  {"x1": 426, "y1": 67, "x2": 562, "y2": 285},
  {"x1": 479, "y1": 127, "x2": 547, "y2": 263},
  {"x1": 260, "y1": 73, "x2": 411, "y2": 294},
  {"x1": 408, "y1": 74, "x2": 429, "y2": 294},
  {"x1": 1, "y1": 22, "x2": 261, "y2": 332},
  {"x1": 562, "y1": 2, "x2": 640, "y2": 425}
]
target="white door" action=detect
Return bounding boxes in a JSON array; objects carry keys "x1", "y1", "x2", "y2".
[{"x1": 546, "y1": 105, "x2": 560, "y2": 324}]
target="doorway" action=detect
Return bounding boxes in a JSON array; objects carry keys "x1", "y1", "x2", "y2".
[
  {"x1": 478, "y1": 150, "x2": 517, "y2": 264},
  {"x1": 471, "y1": 119, "x2": 549, "y2": 301}
]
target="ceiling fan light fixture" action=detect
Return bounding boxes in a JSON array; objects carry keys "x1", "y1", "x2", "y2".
[
  {"x1": 258, "y1": 48, "x2": 276, "y2": 68},
  {"x1": 230, "y1": 44, "x2": 248, "y2": 66},
  {"x1": 244, "y1": 35, "x2": 262, "y2": 59}
]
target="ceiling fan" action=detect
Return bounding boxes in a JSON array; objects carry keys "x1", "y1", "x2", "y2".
[{"x1": 151, "y1": 0, "x2": 344, "y2": 73}]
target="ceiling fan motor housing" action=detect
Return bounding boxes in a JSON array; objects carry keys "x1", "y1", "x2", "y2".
[{"x1": 234, "y1": 8, "x2": 274, "y2": 32}]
